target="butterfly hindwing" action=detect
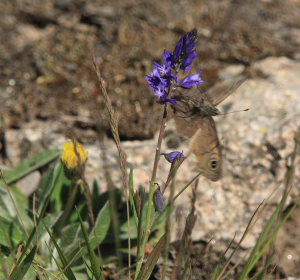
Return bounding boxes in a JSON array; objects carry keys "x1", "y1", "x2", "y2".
[{"x1": 188, "y1": 116, "x2": 222, "y2": 181}]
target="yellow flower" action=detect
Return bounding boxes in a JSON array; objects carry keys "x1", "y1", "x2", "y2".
[{"x1": 61, "y1": 141, "x2": 88, "y2": 170}]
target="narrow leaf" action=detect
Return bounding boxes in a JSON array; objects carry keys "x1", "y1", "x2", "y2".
[
  {"x1": 137, "y1": 234, "x2": 166, "y2": 280},
  {"x1": 89, "y1": 201, "x2": 110, "y2": 250},
  {"x1": 4, "y1": 149, "x2": 61, "y2": 184},
  {"x1": 129, "y1": 168, "x2": 139, "y2": 227},
  {"x1": 44, "y1": 223, "x2": 76, "y2": 280},
  {"x1": 9, "y1": 245, "x2": 36, "y2": 280},
  {"x1": 78, "y1": 210, "x2": 104, "y2": 280}
]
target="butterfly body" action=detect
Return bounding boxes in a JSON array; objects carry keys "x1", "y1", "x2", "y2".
[{"x1": 171, "y1": 90, "x2": 220, "y2": 118}]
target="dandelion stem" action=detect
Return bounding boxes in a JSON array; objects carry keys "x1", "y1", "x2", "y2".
[{"x1": 55, "y1": 181, "x2": 79, "y2": 234}]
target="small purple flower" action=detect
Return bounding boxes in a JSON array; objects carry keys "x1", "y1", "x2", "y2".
[
  {"x1": 146, "y1": 69, "x2": 167, "y2": 99},
  {"x1": 161, "y1": 151, "x2": 186, "y2": 163},
  {"x1": 154, "y1": 62, "x2": 170, "y2": 78},
  {"x1": 146, "y1": 62, "x2": 177, "y2": 104},
  {"x1": 154, "y1": 188, "x2": 165, "y2": 213},
  {"x1": 179, "y1": 71, "x2": 203, "y2": 88},
  {"x1": 145, "y1": 68, "x2": 161, "y2": 91},
  {"x1": 163, "y1": 50, "x2": 173, "y2": 67}
]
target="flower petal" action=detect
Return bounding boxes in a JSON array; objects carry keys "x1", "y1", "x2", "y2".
[
  {"x1": 180, "y1": 71, "x2": 203, "y2": 88},
  {"x1": 161, "y1": 151, "x2": 186, "y2": 163}
]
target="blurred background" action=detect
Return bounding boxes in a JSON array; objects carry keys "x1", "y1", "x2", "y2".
[{"x1": 1, "y1": 0, "x2": 300, "y2": 143}]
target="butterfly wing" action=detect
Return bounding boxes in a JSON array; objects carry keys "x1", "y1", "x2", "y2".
[
  {"x1": 188, "y1": 116, "x2": 222, "y2": 181},
  {"x1": 173, "y1": 114, "x2": 199, "y2": 139},
  {"x1": 207, "y1": 77, "x2": 246, "y2": 106}
]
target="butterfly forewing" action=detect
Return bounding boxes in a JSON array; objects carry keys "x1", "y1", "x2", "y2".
[{"x1": 207, "y1": 77, "x2": 246, "y2": 106}]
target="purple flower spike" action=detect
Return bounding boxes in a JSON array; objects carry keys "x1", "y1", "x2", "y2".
[
  {"x1": 154, "y1": 189, "x2": 165, "y2": 213},
  {"x1": 161, "y1": 151, "x2": 186, "y2": 163},
  {"x1": 171, "y1": 29, "x2": 198, "y2": 71},
  {"x1": 146, "y1": 28, "x2": 203, "y2": 106},
  {"x1": 180, "y1": 71, "x2": 203, "y2": 88}
]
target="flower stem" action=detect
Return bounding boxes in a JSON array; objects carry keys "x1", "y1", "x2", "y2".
[
  {"x1": 135, "y1": 104, "x2": 169, "y2": 279},
  {"x1": 134, "y1": 181, "x2": 156, "y2": 279},
  {"x1": 151, "y1": 104, "x2": 168, "y2": 182},
  {"x1": 55, "y1": 181, "x2": 79, "y2": 234}
]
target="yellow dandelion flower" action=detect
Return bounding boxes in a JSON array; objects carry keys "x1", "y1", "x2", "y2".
[{"x1": 61, "y1": 141, "x2": 88, "y2": 170}]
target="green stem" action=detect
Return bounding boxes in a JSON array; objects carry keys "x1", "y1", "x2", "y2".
[
  {"x1": 55, "y1": 182, "x2": 79, "y2": 234},
  {"x1": 173, "y1": 173, "x2": 200, "y2": 201},
  {"x1": 135, "y1": 181, "x2": 156, "y2": 279}
]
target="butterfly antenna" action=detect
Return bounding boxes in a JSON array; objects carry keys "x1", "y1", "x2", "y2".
[{"x1": 218, "y1": 108, "x2": 249, "y2": 116}]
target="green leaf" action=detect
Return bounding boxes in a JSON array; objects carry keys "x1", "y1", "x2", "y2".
[
  {"x1": 89, "y1": 201, "x2": 111, "y2": 250},
  {"x1": 0, "y1": 217, "x2": 12, "y2": 247},
  {"x1": 0, "y1": 184, "x2": 32, "y2": 237},
  {"x1": 0, "y1": 251, "x2": 14, "y2": 279},
  {"x1": 9, "y1": 245, "x2": 37, "y2": 280},
  {"x1": 3, "y1": 149, "x2": 61, "y2": 185},
  {"x1": 14, "y1": 162, "x2": 63, "y2": 267},
  {"x1": 60, "y1": 223, "x2": 81, "y2": 249}
]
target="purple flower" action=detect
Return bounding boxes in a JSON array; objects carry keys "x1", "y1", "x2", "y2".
[
  {"x1": 161, "y1": 151, "x2": 186, "y2": 163},
  {"x1": 163, "y1": 50, "x2": 173, "y2": 67},
  {"x1": 154, "y1": 189, "x2": 165, "y2": 213},
  {"x1": 154, "y1": 62, "x2": 171, "y2": 78},
  {"x1": 145, "y1": 68, "x2": 161, "y2": 90},
  {"x1": 146, "y1": 61, "x2": 177, "y2": 104},
  {"x1": 171, "y1": 29, "x2": 198, "y2": 71},
  {"x1": 179, "y1": 71, "x2": 203, "y2": 88},
  {"x1": 145, "y1": 69, "x2": 167, "y2": 98},
  {"x1": 146, "y1": 28, "x2": 203, "y2": 106}
]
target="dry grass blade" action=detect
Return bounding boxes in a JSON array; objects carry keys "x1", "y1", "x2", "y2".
[
  {"x1": 92, "y1": 56, "x2": 128, "y2": 192},
  {"x1": 93, "y1": 55, "x2": 131, "y2": 275}
]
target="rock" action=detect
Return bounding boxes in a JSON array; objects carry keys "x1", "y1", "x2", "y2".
[{"x1": 17, "y1": 171, "x2": 41, "y2": 196}]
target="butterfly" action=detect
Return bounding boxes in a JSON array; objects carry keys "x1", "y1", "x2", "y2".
[{"x1": 170, "y1": 77, "x2": 246, "y2": 181}]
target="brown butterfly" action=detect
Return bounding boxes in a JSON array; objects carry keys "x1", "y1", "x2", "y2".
[{"x1": 170, "y1": 78, "x2": 246, "y2": 181}]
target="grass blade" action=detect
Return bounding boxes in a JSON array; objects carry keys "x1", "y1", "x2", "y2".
[
  {"x1": 77, "y1": 209, "x2": 104, "y2": 280},
  {"x1": 137, "y1": 234, "x2": 166, "y2": 280},
  {"x1": 44, "y1": 223, "x2": 77, "y2": 280},
  {"x1": 9, "y1": 245, "x2": 36, "y2": 280},
  {"x1": 129, "y1": 168, "x2": 139, "y2": 228}
]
